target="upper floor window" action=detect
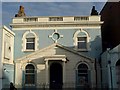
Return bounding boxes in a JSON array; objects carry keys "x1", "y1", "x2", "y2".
[
  {"x1": 77, "y1": 37, "x2": 87, "y2": 49},
  {"x1": 22, "y1": 31, "x2": 38, "y2": 52},
  {"x1": 73, "y1": 29, "x2": 90, "y2": 51},
  {"x1": 49, "y1": 17, "x2": 63, "y2": 21},
  {"x1": 26, "y1": 33, "x2": 35, "y2": 50}
]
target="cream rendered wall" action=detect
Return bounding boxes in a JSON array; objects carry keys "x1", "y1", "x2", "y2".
[
  {"x1": 15, "y1": 44, "x2": 96, "y2": 88},
  {"x1": 15, "y1": 63, "x2": 23, "y2": 88},
  {"x1": 2, "y1": 26, "x2": 15, "y2": 88},
  {"x1": 55, "y1": 47, "x2": 96, "y2": 88},
  {"x1": 2, "y1": 26, "x2": 15, "y2": 64}
]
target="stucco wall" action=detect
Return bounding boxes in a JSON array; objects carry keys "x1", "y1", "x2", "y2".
[
  {"x1": 2, "y1": 26, "x2": 15, "y2": 89},
  {"x1": 13, "y1": 28, "x2": 102, "y2": 60},
  {"x1": 15, "y1": 44, "x2": 96, "y2": 88}
]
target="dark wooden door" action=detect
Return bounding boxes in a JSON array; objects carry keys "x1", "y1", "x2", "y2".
[{"x1": 50, "y1": 63, "x2": 63, "y2": 89}]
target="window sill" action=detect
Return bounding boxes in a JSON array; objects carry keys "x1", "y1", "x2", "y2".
[{"x1": 23, "y1": 49, "x2": 36, "y2": 52}]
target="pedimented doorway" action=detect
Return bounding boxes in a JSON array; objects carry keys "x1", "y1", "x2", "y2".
[{"x1": 50, "y1": 62, "x2": 63, "y2": 89}]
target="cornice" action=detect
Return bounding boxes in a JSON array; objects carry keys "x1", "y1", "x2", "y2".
[{"x1": 10, "y1": 21, "x2": 103, "y2": 29}]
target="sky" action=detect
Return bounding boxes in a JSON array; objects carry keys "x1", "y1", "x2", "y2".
[{"x1": 2, "y1": 2, "x2": 106, "y2": 28}]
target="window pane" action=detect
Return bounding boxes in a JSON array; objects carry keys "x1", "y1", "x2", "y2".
[
  {"x1": 26, "y1": 38, "x2": 35, "y2": 42},
  {"x1": 26, "y1": 43, "x2": 35, "y2": 49},
  {"x1": 78, "y1": 70, "x2": 88, "y2": 74},
  {"x1": 78, "y1": 42, "x2": 86, "y2": 49},
  {"x1": 26, "y1": 64, "x2": 35, "y2": 69},
  {"x1": 26, "y1": 69, "x2": 35, "y2": 73},
  {"x1": 25, "y1": 74, "x2": 35, "y2": 84},
  {"x1": 77, "y1": 37, "x2": 87, "y2": 49},
  {"x1": 78, "y1": 64, "x2": 88, "y2": 69},
  {"x1": 78, "y1": 37, "x2": 86, "y2": 41}
]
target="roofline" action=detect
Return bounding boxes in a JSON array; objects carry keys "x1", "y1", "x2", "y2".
[
  {"x1": 12, "y1": 15, "x2": 101, "y2": 19},
  {"x1": 3, "y1": 25, "x2": 15, "y2": 36}
]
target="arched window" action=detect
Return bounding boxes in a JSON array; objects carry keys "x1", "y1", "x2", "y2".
[
  {"x1": 76, "y1": 63, "x2": 89, "y2": 88},
  {"x1": 22, "y1": 31, "x2": 38, "y2": 51},
  {"x1": 73, "y1": 29, "x2": 90, "y2": 51},
  {"x1": 25, "y1": 64, "x2": 35, "y2": 85}
]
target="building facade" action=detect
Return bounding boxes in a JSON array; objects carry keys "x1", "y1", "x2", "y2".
[
  {"x1": 101, "y1": 44, "x2": 120, "y2": 89},
  {"x1": 1, "y1": 26, "x2": 15, "y2": 88},
  {"x1": 8, "y1": 15, "x2": 103, "y2": 89}
]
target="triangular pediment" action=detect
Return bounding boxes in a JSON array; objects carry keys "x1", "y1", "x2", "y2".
[{"x1": 15, "y1": 43, "x2": 94, "y2": 63}]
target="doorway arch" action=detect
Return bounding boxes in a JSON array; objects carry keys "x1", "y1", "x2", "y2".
[{"x1": 50, "y1": 62, "x2": 63, "y2": 89}]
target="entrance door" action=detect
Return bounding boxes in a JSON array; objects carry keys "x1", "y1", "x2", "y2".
[
  {"x1": 50, "y1": 62, "x2": 63, "y2": 89},
  {"x1": 116, "y1": 60, "x2": 120, "y2": 88}
]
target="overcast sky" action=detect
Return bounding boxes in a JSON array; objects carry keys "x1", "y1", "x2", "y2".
[{"x1": 2, "y1": 2, "x2": 106, "y2": 27}]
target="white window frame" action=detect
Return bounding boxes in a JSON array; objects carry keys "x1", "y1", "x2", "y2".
[
  {"x1": 73, "y1": 29, "x2": 90, "y2": 51},
  {"x1": 76, "y1": 63, "x2": 89, "y2": 87},
  {"x1": 77, "y1": 37, "x2": 87, "y2": 49},
  {"x1": 24, "y1": 63, "x2": 36, "y2": 86},
  {"x1": 26, "y1": 37, "x2": 35, "y2": 50},
  {"x1": 22, "y1": 30, "x2": 38, "y2": 52}
]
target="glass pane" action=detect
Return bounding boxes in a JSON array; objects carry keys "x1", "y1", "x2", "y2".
[
  {"x1": 78, "y1": 42, "x2": 86, "y2": 49},
  {"x1": 26, "y1": 64, "x2": 35, "y2": 73},
  {"x1": 26, "y1": 43, "x2": 35, "y2": 49},
  {"x1": 26, "y1": 33, "x2": 35, "y2": 38},
  {"x1": 53, "y1": 33, "x2": 60, "y2": 40},
  {"x1": 77, "y1": 75, "x2": 88, "y2": 83},
  {"x1": 78, "y1": 64, "x2": 88, "y2": 69},
  {"x1": 25, "y1": 74, "x2": 35, "y2": 84},
  {"x1": 26, "y1": 69, "x2": 34, "y2": 73},
  {"x1": 26, "y1": 38, "x2": 35, "y2": 42},
  {"x1": 26, "y1": 64, "x2": 35, "y2": 69},
  {"x1": 78, "y1": 70, "x2": 88, "y2": 74},
  {"x1": 78, "y1": 37, "x2": 86, "y2": 41}
]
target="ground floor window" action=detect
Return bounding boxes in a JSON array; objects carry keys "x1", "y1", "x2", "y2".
[
  {"x1": 25, "y1": 64, "x2": 35, "y2": 85},
  {"x1": 76, "y1": 63, "x2": 90, "y2": 88}
]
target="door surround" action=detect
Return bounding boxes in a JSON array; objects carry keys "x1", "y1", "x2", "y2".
[{"x1": 44, "y1": 55, "x2": 66, "y2": 88}]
